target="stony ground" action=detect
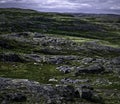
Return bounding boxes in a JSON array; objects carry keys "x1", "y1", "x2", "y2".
[
  {"x1": 0, "y1": 8, "x2": 120, "y2": 104},
  {"x1": 0, "y1": 32, "x2": 120, "y2": 104}
]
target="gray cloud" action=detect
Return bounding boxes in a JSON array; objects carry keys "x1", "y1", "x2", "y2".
[{"x1": 0, "y1": 0, "x2": 120, "y2": 14}]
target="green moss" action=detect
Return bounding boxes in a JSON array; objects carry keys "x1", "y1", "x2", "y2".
[{"x1": 0, "y1": 62, "x2": 62, "y2": 83}]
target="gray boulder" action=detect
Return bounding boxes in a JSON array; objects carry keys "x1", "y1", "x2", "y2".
[
  {"x1": 56, "y1": 65, "x2": 74, "y2": 74},
  {"x1": 75, "y1": 64, "x2": 105, "y2": 75}
]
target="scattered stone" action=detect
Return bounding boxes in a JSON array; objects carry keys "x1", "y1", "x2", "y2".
[
  {"x1": 49, "y1": 78, "x2": 58, "y2": 82},
  {"x1": 61, "y1": 78, "x2": 90, "y2": 84},
  {"x1": 81, "y1": 57, "x2": 94, "y2": 64},
  {"x1": 56, "y1": 65, "x2": 74, "y2": 74}
]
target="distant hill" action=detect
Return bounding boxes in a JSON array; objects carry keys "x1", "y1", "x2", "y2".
[
  {"x1": 0, "y1": 8, "x2": 38, "y2": 13},
  {"x1": 0, "y1": 8, "x2": 120, "y2": 45}
]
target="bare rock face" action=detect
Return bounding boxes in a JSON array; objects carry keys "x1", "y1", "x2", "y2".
[{"x1": 0, "y1": 77, "x2": 103, "y2": 104}]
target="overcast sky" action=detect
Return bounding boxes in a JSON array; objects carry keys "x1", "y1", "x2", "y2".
[{"x1": 0, "y1": 0, "x2": 120, "y2": 14}]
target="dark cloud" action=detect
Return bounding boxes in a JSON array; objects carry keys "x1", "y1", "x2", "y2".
[{"x1": 0, "y1": 0, "x2": 120, "y2": 14}]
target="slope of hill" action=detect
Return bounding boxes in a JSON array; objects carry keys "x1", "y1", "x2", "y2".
[
  {"x1": 0, "y1": 8, "x2": 120, "y2": 104},
  {"x1": 0, "y1": 8, "x2": 120, "y2": 45}
]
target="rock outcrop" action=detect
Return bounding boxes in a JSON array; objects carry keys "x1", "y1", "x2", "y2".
[{"x1": 0, "y1": 77, "x2": 103, "y2": 104}]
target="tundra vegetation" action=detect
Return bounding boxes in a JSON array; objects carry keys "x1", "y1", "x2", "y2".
[{"x1": 0, "y1": 8, "x2": 120, "y2": 104}]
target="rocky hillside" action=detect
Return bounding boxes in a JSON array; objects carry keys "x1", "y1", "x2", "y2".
[{"x1": 0, "y1": 8, "x2": 120, "y2": 104}]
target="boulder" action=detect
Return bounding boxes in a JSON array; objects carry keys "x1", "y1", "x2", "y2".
[
  {"x1": 75, "y1": 85, "x2": 103, "y2": 103},
  {"x1": 75, "y1": 64, "x2": 105, "y2": 75},
  {"x1": 49, "y1": 78, "x2": 58, "y2": 82}
]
